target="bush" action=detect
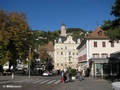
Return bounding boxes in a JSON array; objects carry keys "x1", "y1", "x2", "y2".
[
  {"x1": 67, "y1": 67, "x2": 77, "y2": 77},
  {"x1": 67, "y1": 67, "x2": 72, "y2": 73},
  {"x1": 71, "y1": 69, "x2": 77, "y2": 77}
]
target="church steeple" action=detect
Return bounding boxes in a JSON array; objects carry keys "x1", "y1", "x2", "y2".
[
  {"x1": 61, "y1": 22, "x2": 65, "y2": 26},
  {"x1": 60, "y1": 22, "x2": 66, "y2": 37}
]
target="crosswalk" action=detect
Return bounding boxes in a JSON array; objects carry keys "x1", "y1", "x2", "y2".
[{"x1": 13, "y1": 79, "x2": 61, "y2": 84}]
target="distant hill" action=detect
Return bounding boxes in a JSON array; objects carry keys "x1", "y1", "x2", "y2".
[{"x1": 31, "y1": 28, "x2": 92, "y2": 49}]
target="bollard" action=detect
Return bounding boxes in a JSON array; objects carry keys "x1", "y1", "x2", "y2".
[{"x1": 12, "y1": 72, "x2": 14, "y2": 79}]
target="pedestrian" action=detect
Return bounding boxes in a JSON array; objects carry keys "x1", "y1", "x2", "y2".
[
  {"x1": 77, "y1": 71, "x2": 80, "y2": 79},
  {"x1": 79, "y1": 70, "x2": 83, "y2": 81},
  {"x1": 64, "y1": 72, "x2": 67, "y2": 83},
  {"x1": 79, "y1": 70, "x2": 85, "y2": 81},
  {"x1": 69, "y1": 72, "x2": 72, "y2": 82},
  {"x1": 61, "y1": 70, "x2": 64, "y2": 83}
]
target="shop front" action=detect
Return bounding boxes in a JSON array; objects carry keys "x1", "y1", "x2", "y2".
[{"x1": 89, "y1": 58, "x2": 109, "y2": 78}]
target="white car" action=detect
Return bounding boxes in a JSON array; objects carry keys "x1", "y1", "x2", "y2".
[
  {"x1": 43, "y1": 71, "x2": 52, "y2": 76},
  {"x1": 112, "y1": 82, "x2": 120, "y2": 90}
]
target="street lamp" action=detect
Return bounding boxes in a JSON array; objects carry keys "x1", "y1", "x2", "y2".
[{"x1": 29, "y1": 45, "x2": 31, "y2": 78}]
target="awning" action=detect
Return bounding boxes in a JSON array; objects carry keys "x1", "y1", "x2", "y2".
[
  {"x1": 89, "y1": 58, "x2": 109, "y2": 63},
  {"x1": 82, "y1": 64, "x2": 88, "y2": 68}
]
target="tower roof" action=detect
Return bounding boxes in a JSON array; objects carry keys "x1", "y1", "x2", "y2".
[{"x1": 61, "y1": 22, "x2": 65, "y2": 26}]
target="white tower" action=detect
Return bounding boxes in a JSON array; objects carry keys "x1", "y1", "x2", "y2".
[{"x1": 60, "y1": 22, "x2": 66, "y2": 37}]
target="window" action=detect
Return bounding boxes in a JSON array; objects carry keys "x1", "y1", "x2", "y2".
[
  {"x1": 69, "y1": 62, "x2": 72, "y2": 64},
  {"x1": 94, "y1": 42, "x2": 97, "y2": 47},
  {"x1": 57, "y1": 63, "x2": 59, "y2": 66},
  {"x1": 93, "y1": 53, "x2": 99, "y2": 58},
  {"x1": 111, "y1": 42, "x2": 114, "y2": 47},
  {"x1": 65, "y1": 64, "x2": 67, "y2": 66},
  {"x1": 69, "y1": 58, "x2": 71, "y2": 61},
  {"x1": 101, "y1": 53, "x2": 108, "y2": 58},
  {"x1": 69, "y1": 52, "x2": 71, "y2": 55},
  {"x1": 96, "y1": 64, "x2": 102, "y2": 74},
  {"x1": 102, "y1": 42, "x2": 106, "y2": 47},
  {"x1": 58, "y1": 38, "x2": 62, "y2": 43},
  {"x1": 65, "y1": 46, "x2": 67, "y2": 49},
  {"x1": 73, "y1": 53, "x2": 74, "y2": 55},
  {"x1": 61, "y1": 52, "x2": 63, "y2": 55},
  {"x1": 61, "y1": 63, "x2": 63, "y2": 66},
  {"x1": 98, "y1": 30, "x2": 102, "y2": 36}
]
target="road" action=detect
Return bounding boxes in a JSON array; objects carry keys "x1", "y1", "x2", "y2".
[{"x1": 0, "y1": 75, "x2": 113, "y2": 90}]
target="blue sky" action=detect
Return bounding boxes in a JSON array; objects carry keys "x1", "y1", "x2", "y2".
[{"x1": 0, "y1": 0, "x2": 115, "y2": 31}]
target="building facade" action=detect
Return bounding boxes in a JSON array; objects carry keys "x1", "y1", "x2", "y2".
[
  {"x1": 77, "y1": 27, "x2": 120, "y2": 78},
  {"x1": 39, "y1": 41, "x2": 54, "y2": 65},
  {"x1": 54, "y1": 23, "x2": 81, "y2": 70}
]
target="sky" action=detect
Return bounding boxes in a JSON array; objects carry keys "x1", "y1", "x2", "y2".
[{"x1": 0, "y1": 0, "x2": 115, "y2": 31}]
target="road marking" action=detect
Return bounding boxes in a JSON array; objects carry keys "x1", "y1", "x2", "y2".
[
  {"x1": 53, "y1": 80, "x2": 61, "y2": 84},
  {"x1": 16, "y1": 79, "x2": 29, "y2": 83},
  {"x1": 12, "y1": 79, "x2": 61, "y2": 84},
  {"x1": 40, "y1": 79, "x2": 50, "y2": 84},
  {"x1": 14, "y1": 79, "x2": 28, "y2": 83},
  {"x1": 26, "y1": 79, "x2": 37, "y2": 83},
  {"x1": 33, "y1": 79, "x2": 45, "y2": 83},
  {"x1": 46, "y1": 80, "x2": 56, "y2": 84}
]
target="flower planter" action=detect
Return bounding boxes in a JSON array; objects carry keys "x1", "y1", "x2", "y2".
[{"x1": 72, "y1": 76, "x2": 76, "y2": 80}]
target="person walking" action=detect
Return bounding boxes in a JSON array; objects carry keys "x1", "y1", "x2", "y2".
[
  {"x1": 69, "y1": 72, "x2": 72, "y2": 82},
  {"x1": 64, "y1": 72, "x2": 67, "y2": 83},
  {"x1": 61, "y1": 70, "x2": 64, "y2": 83},
  {"x1": 79, "y1": 70, "x2": 83, "y2": 81},
  {"x1": 77, "y1": 71, "x2": 80, "y2": 79}
]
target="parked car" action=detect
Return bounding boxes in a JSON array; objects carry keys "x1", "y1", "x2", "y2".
[
  {"x1": 49, "y1": 71, "x2": 52, "y2": 76},
  {"x1": 112, "y1": 82, "x2": 120, "y2": 90},
  {"x1": 42, "y1": 71, "x2": 52, "y2": 76},
  {"x1": 2, "y1": 69, "x2": 12, "y2": 76}
]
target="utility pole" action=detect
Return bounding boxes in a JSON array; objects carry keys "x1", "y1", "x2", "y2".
[{"x1": 29, "y1": 45, "x2": 31, "y2": 78}]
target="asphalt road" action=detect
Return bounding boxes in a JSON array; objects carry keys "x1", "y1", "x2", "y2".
[{"x1": 0, "y1": 75, "x2": 113, "y2": 90}]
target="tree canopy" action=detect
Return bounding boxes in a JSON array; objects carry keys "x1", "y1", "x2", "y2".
[
  {"x1": 0, "y1": 8, "x2": 32, "y2": 68},
  {"x1": 102, "y1": 0, "x2": 120, "y2": 42}
]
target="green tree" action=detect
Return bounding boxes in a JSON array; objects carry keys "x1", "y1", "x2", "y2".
[
  {"x1": 67, "y1": 28, "x2": 86, "y2": 37},
  {"x1": 0, "y1": 8, "x2": 32, "y2": 69},
  {"x1": 39, "y1": 47, "x2": 54, "y2": 71},
  {"x1": 111, "y1": 0, "x2": 120, "y2": 17},
  {"x1": 102, "y1": 0, "x2": 120, "y2": 41}
]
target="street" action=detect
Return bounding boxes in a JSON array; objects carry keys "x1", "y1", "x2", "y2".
[{"x1": 0, "y1": 75, "x2": 113, "y2": 90}]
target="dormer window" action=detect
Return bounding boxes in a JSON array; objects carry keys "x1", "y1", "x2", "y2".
[
  {"x1": 58, "y1": 38, "x2": 62, "y2": 43},
  {"x1": 98, "y1": 30, "x2": 102, "y2": 36}
]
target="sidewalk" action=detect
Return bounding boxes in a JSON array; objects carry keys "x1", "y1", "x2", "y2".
[{"x1": 64, "y1": 77, "x2": 113, "y2": 90}]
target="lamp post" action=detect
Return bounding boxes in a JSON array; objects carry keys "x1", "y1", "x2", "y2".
[{"x1": 29, "y1": 45, "x2": 31, "y2": 78}]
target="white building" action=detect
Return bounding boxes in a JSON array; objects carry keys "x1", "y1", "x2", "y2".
[
  {"x1": 54, "y1": 23, "x2": 82, "y2": 70},
  {"x1": 77, "y1": 27, "x2": 120, "y2": 78}
]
